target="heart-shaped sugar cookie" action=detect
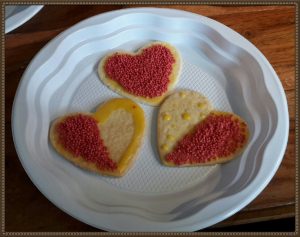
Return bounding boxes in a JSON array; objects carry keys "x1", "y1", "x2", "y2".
[
  {"x1": 158, "y1": 90, "x2": 249, "y2": 166},
  {"x1": 98, "y1": 41, "x2": 181, "y2": 106},
  {"x1": 50, "y1": 98, "x2": 145, "y2": 177}
]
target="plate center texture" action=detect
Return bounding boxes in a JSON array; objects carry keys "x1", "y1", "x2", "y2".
[{"x1": 70, "y1": 57, "x2": 231, "y2": 193}]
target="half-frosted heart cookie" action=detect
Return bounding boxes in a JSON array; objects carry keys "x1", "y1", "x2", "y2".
[
  {"x1": 98, "y1": 42, "x2": 181, "y2": 106},
  {"x1": 158, "y1": 90, "x2": 249, "y2": 166},
  {"x1": 50, "y1": 98, "x2": 146, "y2": 177}
]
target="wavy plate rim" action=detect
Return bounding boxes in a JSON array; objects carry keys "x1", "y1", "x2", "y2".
[{"x1": 11, "y1": 7, "x2": 289, "y2": 231}]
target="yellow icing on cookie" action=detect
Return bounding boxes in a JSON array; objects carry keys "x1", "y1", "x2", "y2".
[
  {"x1": 94, "y1": 98, "x2": 145, "y2": 175},
  {"x1": 163, "y1": 113, "x2": 172, "y2": 121},
  {"x1": 182, "y1": 112, "x2": 191, "y2": 121}
]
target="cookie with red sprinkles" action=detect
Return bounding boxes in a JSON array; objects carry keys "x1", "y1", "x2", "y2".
[
  {"x1": 98, "y1": 41, "x2": 181, "y2": 106},
  {"x1": 158, "y1": 90, "x2": 249, "y2": 167},
  {"x1": 49, "y1": 98, "x2": 146, "y2": 177}
]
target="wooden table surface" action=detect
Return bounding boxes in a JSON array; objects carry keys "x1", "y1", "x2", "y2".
[{"x1": 5, "y1": 5, "x2": 296, "y2": 232}]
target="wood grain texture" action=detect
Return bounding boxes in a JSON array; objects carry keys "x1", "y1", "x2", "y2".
[{"x1": 5, "y1": 5, "x2": 295, "y2": 232}]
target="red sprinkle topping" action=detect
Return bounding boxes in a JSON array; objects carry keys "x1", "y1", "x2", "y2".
[
  {"x1": 104, "y1": 45, "x2": 176, "y2": 98},
  {"x1": 166, "y1": 113, "x2": 247, "y2": 165},
  {"x1": 56, "y1": 114, "x2": 117, "y2": 171}
]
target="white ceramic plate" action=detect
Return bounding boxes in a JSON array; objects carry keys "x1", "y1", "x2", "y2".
[
  {"x1": 5, "y1": 5, "x2": 43, "y2": 33},
  {"x1": 12, "y1": 8, "x2": 289, "y2": 231}
]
